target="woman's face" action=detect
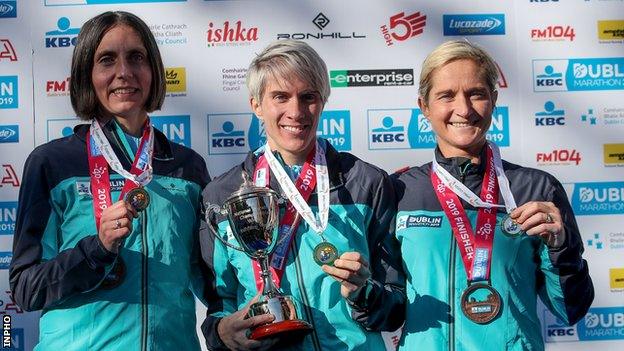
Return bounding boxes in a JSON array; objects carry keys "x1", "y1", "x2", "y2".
[
  {"x1": 251, "y1": 74, "x2": 323, "y2": 164},
  {"x1": 91, "y1": 24, "x2": 152, "y2": 121},
  {"x1": 419, "y1": 59, "x2": 497, "y2": 158}
]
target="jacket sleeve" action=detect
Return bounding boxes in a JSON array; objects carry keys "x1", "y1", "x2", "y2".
[
  {"x1": 536, "y1": 178, "x2": 594, "y2": 326},
  {"x1": 199, "y1": 191, "x2": 240, "y2": 351},
  {"x1": 348, "y1": 172, "x2": 406, "y2": 331},
  {"x1": 9, "y1": 151, "x2": 117, "y2": 312}
]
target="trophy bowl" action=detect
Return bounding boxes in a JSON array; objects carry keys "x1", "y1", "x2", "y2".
[{"x1": 205, "y1": 172, "x2": 313, "y2": 340}]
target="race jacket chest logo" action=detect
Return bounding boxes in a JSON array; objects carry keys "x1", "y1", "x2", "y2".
[{"x1": 397, "y1": 214, "x2": 443, "y2": 230}]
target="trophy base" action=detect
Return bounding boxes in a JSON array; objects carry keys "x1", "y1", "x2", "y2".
[{"x1": 249, "y1": 319, "x2": 313, "y2": 340}]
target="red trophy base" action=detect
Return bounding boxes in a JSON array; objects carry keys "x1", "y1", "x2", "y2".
[{"x1": 249, "y1": 319, "x2": 313, "y2": 340}]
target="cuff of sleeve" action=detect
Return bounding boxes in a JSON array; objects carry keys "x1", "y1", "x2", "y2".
[
  {"x1": 86, "y1": 235, "x2": 118, "y2": 268},
  {"x1": 546, "y1": 229, "x2": 567, "y2": 250},
  {"x1": 346, "y1": 279, "x2": 373, "y2": 311},
  {"x1": 202, "y1": 316, "x2": 228, "y2": 351}
]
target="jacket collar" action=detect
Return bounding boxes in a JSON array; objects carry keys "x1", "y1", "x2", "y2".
[
  {"x1": 74, "y1": 118, "x2": 174, "y2": 162},
  {"x1": 242, "y1": 141, "x2": 345, "y2": 192},
  {"x1": 434, "y1": 144, "x2": 487, "y2": 177}
]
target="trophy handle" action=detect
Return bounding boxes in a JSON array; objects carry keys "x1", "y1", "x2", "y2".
[{"x1": 205, "y1": 203, "x2": 246, "y2": 252}]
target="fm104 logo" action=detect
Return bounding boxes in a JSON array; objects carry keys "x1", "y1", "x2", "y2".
[
  {"x1": 0, "y1": 76, "x2": 17, "y2": 109},
  {"x1": 0, "y1": 201, "x2": 17, "y2": 235},
  {"x1": 571, "y1": 181, "x2": 624, "y2": 215},
  {"x1": 367, "y1": 106, "x2": 510, "y2": 150},
  {"x1": 533, "y1": 58, "x2": 624, "y2": 92},
  {"x1": 46, "y1": 77, "x2": 70, "y2": 97},
  {"x1": 531, "y1": 25, "x2": 575, "y2": 41},
  {"x1": 45, "y1": 17, "x2": 80, "y2": 48},
  {"x1": 380, "y1": 10, "x2": 427, "y2": 46},
  {"x1": 0, "y1": 39, "x2": 17, "y2": 61},
  {"x1": 151, "y1": 115, "x2": 190, "y2": 147},
  {"x1": 207, "y1": 110, "x2": 351, "y2": 155},
  {"x1": 536, "y1": 149, "x2": 581, "y2": 166}
]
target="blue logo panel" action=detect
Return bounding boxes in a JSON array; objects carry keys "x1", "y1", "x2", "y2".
[
  {"x1": 443, "y1": 14, "x2": 505, "y2": 36},
  {"x1": 208, "y1": 113, "x2": 251, "y2": 155},
  {"x1": 44, "y1": 0, "x2": 185, "y2": 5},
  {"x1": 0, "y1": 125, "x2": 19, "y2": 143},
  {"x1": 487, "y1": 106, "x2": 510, "y2": 146},
  {"x1": 566, "y1": 58, "x2": 624, "y2": 91},
  {"x1": 0, "y1": 201, "x2": 17, "y2": 235},
  {"x1": 151, "y1": 115, "x2": 191, "y2": 147},
  {"x1": 0, "y1": 251, "x2": 12, "y2": 269},
  {"x1": 577, "y1": 307, "x2": 624, "y2": 340},
  {"x1": 571, "y1": 181, "x2": 624, "y2": 215},
  {"x1": 0, "y1": 1, "x2": 16, "y2": 18},
  {"x1": 0, "y1": 76, "x2": 18, "y2": 109},
  {"x1": 317, "y1": 110, "x2": 351, "y2": 151}
]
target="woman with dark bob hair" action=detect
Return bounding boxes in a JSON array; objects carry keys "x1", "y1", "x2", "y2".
[{"x1": 9, "y1": 11, "x2": 209, "y2": 350}]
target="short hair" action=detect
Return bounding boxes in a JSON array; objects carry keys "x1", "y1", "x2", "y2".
[
  {"x1": 418, "y1": 40, "x2": 498, "y2": 104},
  {"x1": 246, "y1": 39, "x2": 330, "y2": 104},
  {"x1": 70, "y1": 11, "x2": 165, "y2": 120}
]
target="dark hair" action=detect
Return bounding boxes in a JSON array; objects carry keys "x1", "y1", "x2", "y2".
[{"x1": 70, "y1": 11, "x2": 165, "y2": 120}]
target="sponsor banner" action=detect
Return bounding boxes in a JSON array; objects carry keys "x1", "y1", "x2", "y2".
[
  {"x1": 165, "y1": 67, "x2": 187, "y2": 96},
  {"x1": 0, "y1": 39, "x2": 17, "y2": 61},
  {"x1": 45, "y1": 77, "x2": 70, "y2": 97},
  {"x1": 207, "y1": 20, "x2": 259, "y2": 47},
  {"x1": 586, "y1": 232, "x2": 624, "y2": 251},
  {"x1": 604, "y1": 143, "x2": 624, "y2": 166},
  {"x1": 579, "y1": 107, "x2": 624, "y2": 126},
  {"x1": 316, "y1": 110, "x2": 351, "y2": 151},
  {"x1": 0, "y1": 125, "x2": 18, "y2": 143},
  {"x1": 397, "y1": 214, "x2": 443, "y2": 230},
  {"x1": 1, "y1": 164, "x2": 19, "y2": 188},
  {"x1": 536, "y1": 149, "x2": 581, "y2": 166},
  {"x1": 0, "y1": 201, "x2": 17, "y2": 235},
  {"x1": 367, "y1": 107, "x2": 509, "y2": 150},
  {"x1": 151, "y1": 115, "x2": 191, "y2": 147},
  {"x1": 543, "y1": 311, "x2": 580, "y2": 342},
  {"x1": 0, "y1": 1, "x2": 16, "y2": 18},
  {"x1": 0, "y1": 251, "x2": 11, "y2": 269},
  {"x1": 598, "y1": 20, "x2": 624, "y2": 43},
  {"x1": 0, "y1": 75, "x2": 18, "y2": 109},
  {"x1": 577, "y1": 307, "x2": 624, "y2": 340},
  {"x1": 46, "y1": 118, "x2": 86, "y2": 141},
  {"x1": 330, "y1": 69, "x2": 414, "y2": 87},
  {"x1": 535, "y1": 101, "x2": 566, "y2": 126},
  {"x1": 443, "y1": 14, "x2": 505, "y2": 36},
  {"x1": 45, "y1": 17, "x2": 80, "y2": 48},
  {"x1": 530, "y1": 25, "x2": 575, "y2": 41},
  {"x1": 149, "y1": 22, "x2": 188, "y2": 46},
  {"x1": 571, "y1": 181, "x2": 624, "y2": 215},
  {"x1": 276, "y1": 12, "x2": 366, "y2": 41},
  {"x1": 221, "y1": 67, "x2": 246, "y2": 92},
  {"x1": 380, "y1": 10, "x2": 427, "y2": 47},
  {"x1": 533, "y1": 58, "x2": 624, "y2": 92},
  {"x1": 611, "y1": 268, "x2": 624, "y2": 291},
  {"x1": 45, "y1": 0, "x2": 185, "y2": 5}
]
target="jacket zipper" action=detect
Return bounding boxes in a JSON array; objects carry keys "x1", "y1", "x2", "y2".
[
  {"x1": 448, "y1": 163, "x2": 471, "y2": 351},
  {"x1": 141, "y1": 212, "x2": 148, "y2": 351},
  {"x1": 292, "y1": 234, "x2": 321, "y2": 351}
]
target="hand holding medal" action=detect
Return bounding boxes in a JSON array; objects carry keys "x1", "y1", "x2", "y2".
[
  {"x1": 321, "y1": 252, "x2": 371, "y2": 300},
  {"x1": 98, "y1": 200, "x2": 138, "y2": 253},
  {"x1": 508, "y1": 201, "x2": 565, "y2": 248}
]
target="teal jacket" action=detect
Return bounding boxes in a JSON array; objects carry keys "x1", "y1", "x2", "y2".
[
  {"x1": 10, "y1": 120, "x2": 210, "y2": 350},
  {"x1": 393, "y1": 148, "x2": 593, "y2": 351},
  {"x1": 200, "y1": 141, "x2": 406, "y2": 351}
]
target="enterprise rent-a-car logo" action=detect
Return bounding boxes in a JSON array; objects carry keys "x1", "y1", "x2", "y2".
[{"x1": 330, "y1": 69, "x2": 413, "y2": 87}]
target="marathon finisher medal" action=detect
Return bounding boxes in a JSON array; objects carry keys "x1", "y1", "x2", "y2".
[
  {"x1": 313, "y1": 241, "x2": 338, "y2": 266},
  {"x1": 460, "y1": 283, "x2": 503, "y2": 324},
  {"x1": 125, "y1": 187, "x2": 150, "y2": 212},
  {"x1": 500, "y1": 215, "x2": 522, "y2": 237}
]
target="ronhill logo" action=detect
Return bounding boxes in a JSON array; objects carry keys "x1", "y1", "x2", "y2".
[{"x1": 207, "y1": 21, "x2": 258, "y2": 47}]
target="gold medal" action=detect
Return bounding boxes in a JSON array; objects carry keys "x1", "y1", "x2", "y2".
[
  {"x1": 125, "y1": 187, "x2": 150, "y2": 212},
  {"x1": 313, "y1": 242, "x2": 338, "y2": 266},
  {"x1": 460, "y1": 282, "x2": 502, "y2": 324},
  {"x1": 500, "y1": 215, "x2": 522, "y2": 237}
]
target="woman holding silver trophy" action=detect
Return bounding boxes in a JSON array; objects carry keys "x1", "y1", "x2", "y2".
[{"x1": 200, "y1": 40, "x2": 406, "y2": 350}]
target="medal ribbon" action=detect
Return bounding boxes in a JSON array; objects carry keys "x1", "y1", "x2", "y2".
[
  {"x1": 87, "y1": 119, "x2": 154, "y2": 231},
  {"x1": 250, "y1": 141, "x2": 329, "y2": 290},
  {"x1": 431, "y1": 145, "x2": 499, "y2": 282}
]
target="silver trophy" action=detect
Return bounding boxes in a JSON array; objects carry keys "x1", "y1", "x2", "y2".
[{"x1": 205, "y1": 172, "x2": 312, "y2": 340}]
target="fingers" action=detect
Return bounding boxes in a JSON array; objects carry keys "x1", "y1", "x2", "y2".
[
  {"x1": 509, "y1": 201, "x2": 563, "y2": 237},
  {"x1": 322, "y1": 251, "x2": 371, "y2": 299},
  {"x1": 98, "y1": 200, "x2": 138, "y2": 252}
]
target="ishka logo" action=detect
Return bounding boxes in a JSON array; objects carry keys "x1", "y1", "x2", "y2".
[{"x1": 206, "y1": 20, "x2": 258, "y2": 47}]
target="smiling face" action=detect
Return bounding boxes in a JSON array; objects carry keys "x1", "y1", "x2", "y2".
[
  {"x1": 419, "y1": 59, "x2": 497, "y2": 159},
  {"x1": 251, "y1": 74, "x2": 323, "y2": 166},
  {"x1": 91, "y1": 24, "x2": 152, "y2": 124}
]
